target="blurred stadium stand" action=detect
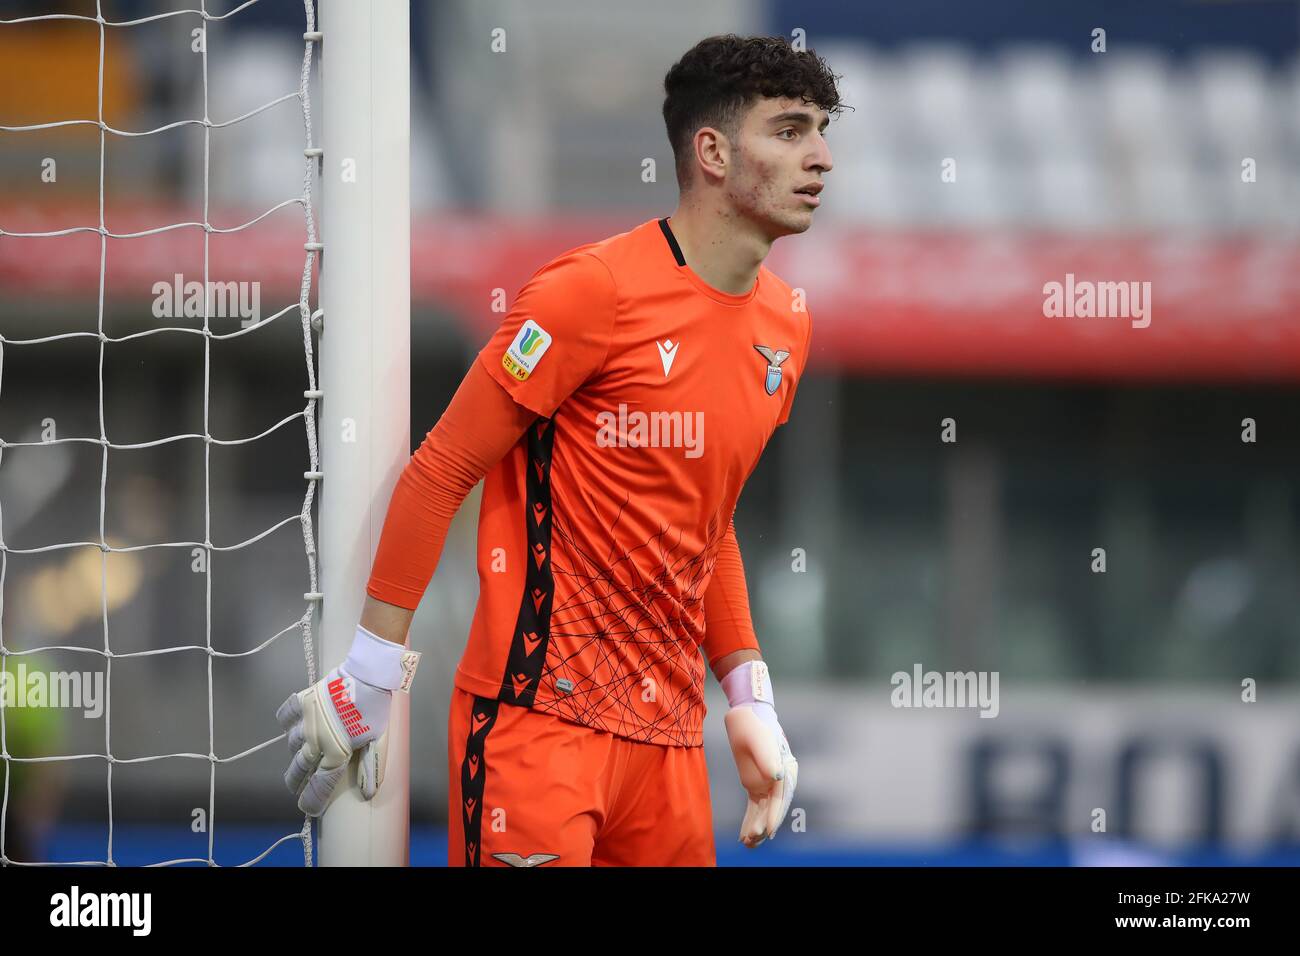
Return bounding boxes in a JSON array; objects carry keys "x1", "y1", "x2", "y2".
[{"x1": 1, "y1": 0, "x2": 1298, "y2": 865}]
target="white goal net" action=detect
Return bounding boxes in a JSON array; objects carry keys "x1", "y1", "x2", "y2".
[{"x1": 0, "y1": 0, "x2": 410, "y2": 867}]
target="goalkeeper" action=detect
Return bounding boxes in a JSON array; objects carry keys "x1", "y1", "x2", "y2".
[{"x1": 279, "y1": 34, "x2": 839, "y2": 865}]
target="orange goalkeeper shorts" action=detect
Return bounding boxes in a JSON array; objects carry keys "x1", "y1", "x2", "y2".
[{"x1": 447, "y1": 685, "x2": 716, "y2": 867}]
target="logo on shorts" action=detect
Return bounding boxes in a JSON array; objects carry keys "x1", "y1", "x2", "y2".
[
  {"x1": 493, "y1": 852, "x2": 561, "y2": 867},
  {"x1": 502, "y1": 319, "x2": 552, "y2": 381}
]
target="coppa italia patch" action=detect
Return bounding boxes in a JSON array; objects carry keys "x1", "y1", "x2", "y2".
[{"x1": 502, "y1": 319, "x2": 552, "y2": 381}]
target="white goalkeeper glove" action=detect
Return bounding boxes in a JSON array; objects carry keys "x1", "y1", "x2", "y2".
[
  {"x1": 722, "y1": 659, "x2": 797, "y2": 847},
  {"x1": 276, "y1": 624, "x2": 420, "y2": 817}
]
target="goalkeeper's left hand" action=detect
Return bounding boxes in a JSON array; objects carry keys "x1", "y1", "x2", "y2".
[{"x1": 722, "y1": 659, "x2": 798, "y2": 848}]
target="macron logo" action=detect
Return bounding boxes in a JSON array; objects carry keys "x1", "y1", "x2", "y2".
[{"x1": 657, "y1": 339, "x2": 679, "y2": 377}]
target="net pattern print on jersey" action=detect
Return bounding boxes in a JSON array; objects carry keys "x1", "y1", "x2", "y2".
[
  {"x1": 502, "y1": 415, "x2": 722, "y2": 746},
  {"x1": 0, "y1": 0, "x2": 323, "y2": 867},
  {"x1": 541, "y1": 503, "x2": 721, "y2": 746}
]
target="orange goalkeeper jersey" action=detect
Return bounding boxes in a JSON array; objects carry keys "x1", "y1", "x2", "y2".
[{"x1": 443, "y1": 218, "x2": 806, "y2": 747}]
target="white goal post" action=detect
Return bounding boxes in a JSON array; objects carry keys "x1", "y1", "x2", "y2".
[{"x1": 317, "y1": 0, "x2": 412, "y2": 867}]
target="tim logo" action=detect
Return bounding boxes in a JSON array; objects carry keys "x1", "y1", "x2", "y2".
[{"x1": 502, "y1": 319, "x2": 553, "y2": 381}]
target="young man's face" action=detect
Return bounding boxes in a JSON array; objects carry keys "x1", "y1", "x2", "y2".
[{"x1": 723, "y1": 95, "x2": 833, "y2": 237}]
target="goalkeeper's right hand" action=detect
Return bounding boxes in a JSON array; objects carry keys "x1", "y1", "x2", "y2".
[{"x1": 276, "y1": 625, "x2": 420, "y2": 817}]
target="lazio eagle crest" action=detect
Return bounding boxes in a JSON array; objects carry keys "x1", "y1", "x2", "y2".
[{"x1": 753, "y1": 345, "x2": 791, "y2": 396}]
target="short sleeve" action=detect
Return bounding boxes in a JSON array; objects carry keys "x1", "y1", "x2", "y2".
[
  {"x1": 476, "y1": 250, "x2": 618, "y2": 419},
  {"x1": 776, "y1": 307, "x2": 813, "y2": 427}
]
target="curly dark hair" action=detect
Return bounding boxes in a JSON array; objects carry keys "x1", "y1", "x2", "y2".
[{"x1": 662, "y1": 34, "x2": 845, "y2": 191}]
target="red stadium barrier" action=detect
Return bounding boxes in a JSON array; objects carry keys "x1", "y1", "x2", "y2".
[{"x1": 2, "y1": 202, "x2": 1298, "y2": 383}]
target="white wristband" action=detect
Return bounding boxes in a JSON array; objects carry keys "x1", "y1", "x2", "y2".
[
  {"x1": 721, "y1": 659, "x2": 774, "y2": 709},
  {"x1": 344, "y1": 624, "x2": 421, "y2": 693}
]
